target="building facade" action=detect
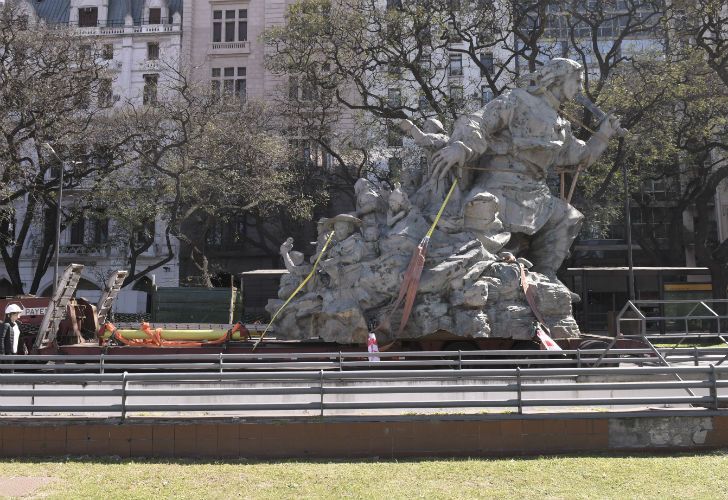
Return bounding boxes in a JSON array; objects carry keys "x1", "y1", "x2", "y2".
[{"x1": 1, "y1": 0, "x2": 184, "y2": 301}]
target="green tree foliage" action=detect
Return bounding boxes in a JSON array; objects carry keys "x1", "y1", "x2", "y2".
[
  {"x1": 266, "y1": 0, "x2": 728, "y2": 296},
  {"x1": 0, "y1": 5, "x2": 128, "y2": 293},
  {"x1": 0, "y1": 5, "x2": 326, "y2": 292},
  {"x1": 96, "y1": 64, "x2": 327, "y2": 287}
]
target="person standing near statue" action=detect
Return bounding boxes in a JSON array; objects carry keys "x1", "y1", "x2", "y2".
[
  {"x1": 431, "y1": 58, "x2": 622, "y2": 278},
  {"x1": 1, "y1": 304, "x2": 23, "y2": 355}
]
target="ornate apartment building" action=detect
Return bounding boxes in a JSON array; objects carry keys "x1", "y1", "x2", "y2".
[{"x1": 2, "y1": 0, "x2": 184, "y2": 302}]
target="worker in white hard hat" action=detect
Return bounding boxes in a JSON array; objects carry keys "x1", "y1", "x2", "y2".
[{"x1": 1, "y1": 303, "x2": 23, "y2": 355}]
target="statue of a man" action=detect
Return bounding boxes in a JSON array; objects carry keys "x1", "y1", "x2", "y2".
[
  {"x1": 278, "y1": 237, "x2": 312, "y2": 298},
  {"x1": 431, "y1": 58, "x2": 621, "y2": 277}
]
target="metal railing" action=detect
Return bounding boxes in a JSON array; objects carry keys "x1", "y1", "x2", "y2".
[
  {"x1": 617, "y1": 299, "x2": 728, "y2": 340},
  {"x1": 3, "y1": 347, "x2": 728, "y2": 374},
  {"x1": 0, "y1": 365, "x2": 725, "y2": 418}
]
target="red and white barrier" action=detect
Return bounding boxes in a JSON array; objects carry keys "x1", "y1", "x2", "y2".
[{"x1": 367, "y1": 332, "x2": 380, "y2": 362}]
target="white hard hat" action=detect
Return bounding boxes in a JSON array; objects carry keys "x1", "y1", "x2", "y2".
[{"x1": 4, "y1": 303, "x2": 23, "y2": 315}]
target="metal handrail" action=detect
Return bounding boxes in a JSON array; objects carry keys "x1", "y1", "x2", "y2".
[
  {"x1": 616, "y1": 299, "x2": 728, "y2": 338},
  {"x1": 2, "y1": 347, "x2": 728, "y2": 373},
  {"x1": 0, "y1": 365, "x2": 725, "y2": 417}
]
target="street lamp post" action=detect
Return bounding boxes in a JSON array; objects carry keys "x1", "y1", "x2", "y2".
[
  {"x1": 43, "y1": 144, "x2": 84, "y2": 296},
  {"x1": 623, "y1": 159, "x2": 636, "y2": 300},
  {"x1": 43, "y1": 143, "x2": 68, "y2": 297}
]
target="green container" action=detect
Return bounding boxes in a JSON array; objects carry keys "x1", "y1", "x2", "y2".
[{"x1": 152, "y1": 287, "x2": 242, "y2": 323}]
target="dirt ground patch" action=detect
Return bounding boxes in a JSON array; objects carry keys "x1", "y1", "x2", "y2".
[{"x1": 0, "y1": 476, "x2": 55, "y2": 498}]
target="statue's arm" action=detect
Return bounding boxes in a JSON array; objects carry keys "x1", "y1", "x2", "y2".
[
  {"x1": 280, "y1": 238, "x2": 297, "y2": 273},
  {"x1": 450, "y1": 97, "x2": 513, "y2": 163},
  {"x1": 431, "y1": 96, "x2": 513, "y2": 179},
  {"x1": 557, "y1": 115, "x2": 622, "y2": 170}
]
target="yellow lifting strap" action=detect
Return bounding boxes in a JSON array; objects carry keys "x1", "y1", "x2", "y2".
[
  {"x1": 425, "y1": 179, "x2": 458, "y2": 240},
  {"x1": 253, "y1": 230, "x2": 336, "y2": 349}
]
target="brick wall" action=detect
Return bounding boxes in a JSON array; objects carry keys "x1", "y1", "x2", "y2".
[{"x1": 2, "y1": 415, "x2": 727, "y2": 458}]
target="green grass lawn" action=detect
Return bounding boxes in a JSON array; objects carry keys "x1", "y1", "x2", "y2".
[{"x1": 1, "y1": 453, "x2": 728, "y2": 499}]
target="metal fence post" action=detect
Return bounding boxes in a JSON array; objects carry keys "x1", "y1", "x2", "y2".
[
  {"x1": 338, "y1": 351, "x2": 343, "y2": 371},
  {"x1": 458, "y1": 350, "x2": 462, "y2": 370},
  {"x1": 576, "y1": 348, "x2": 581, "y2": 368},
  {"x1": 121, "y1": 371, "x2": 128, "y2": 421},
  {"x1": 219, "y1": 353, "x2": 224, "y2": 374},
  {"x1": 319, "y1": 370, "x2": 324, "y2": 417},
  {"x1": 516, "y1": 366, "x2": 523, "y2": 415},
  {"x1": 694, "y1": 347, "x2": 699, "y2": 367},
  {"x1": 100, "y1": 353, "x2": 105, "y2": 375},
  {"x1": 710, "y1": 364, "x2": 719, "y2": 410}
]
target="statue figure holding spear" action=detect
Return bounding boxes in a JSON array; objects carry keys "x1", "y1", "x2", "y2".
[{"x1": 430, "y1": 58, "x2": 623, "y2": 278}]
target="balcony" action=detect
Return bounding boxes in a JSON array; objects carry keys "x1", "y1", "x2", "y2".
[
  {"x1": 71, "y1": 23, "x2": 181, "y2": 36},
  {"x1": 76, "y1": 25, "x2": 126, "y2": 36},
  {"x1": 104, "y1": 60, "x2": 123, "y2": 72},
  {"x1": 59, "y1": 243, "x2": 113, "y2": 258},
  {"x1": 133, "y1": 24, "x2": 181, "y2": 34},
  {"x1": 208, "y1": 41, "x2": 250, "y2": 55},
  {"x1": 139, "y1": 60, "x2": 161, "y2": 71}
]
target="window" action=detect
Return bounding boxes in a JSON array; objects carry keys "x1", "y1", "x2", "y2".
[
  {"x1": 92, "y1": 218, "x2": 109, "y2": 245},
  {"x1": 75, "y1": 80, "x2": 90, "y2": 109},
  {"x1": 225, "y1": 10, "x2": 235, "y2": 42},
  {"x1": 148, "y1": 8, "x2": 161, "y2": 25},
  {"x1": 212, "y1": 9, "x2": 248, "y2": 43},
  {"x1": 47, "y1": 144, "x2": 64, "y2": 180},
  {"x1": 212, "y1": 10, "x2": 222, "y2": 42},
  {"x1": 480, "y1": 52, "x2": 494, "y2": 77},
  {"x1": 387, "y1": 121, "x2": 403, "y2": 147},
  {"x1": 235, "y1": 67, "x2": 246, "y2": 100},
  {"x1": 98, "y1": 78, "x2": 113, "y2": 108},
  {"x1": 450, "y1": 85, "x2": 464, "y2": 108},
  {"x1": 102, "y1": 44, "x2": 113, "y2": 60},
  {"x1": 147, "y1": 42, "x2": 159, "y2": 60},
  {"x1": 140, "y1": 140, "x2": 157, "y2": 175},
  {"x1": 69, "y1": 218, "x2": 85, "y2": 246},
  {"x1": 211, "y1": 67, "x2": 246, "y2": 100},
  {"x1": 419, "y1": 94, "x2": 431, "y2": 112},
  {"x1": 206, "y1": 221, "x2": 224, "y2": 247},
  {"x1": 143, "y1": 74, "x2": 158, "y2": 105},
  {"x1": 78, "y1": 7, "x2": 98, "y2": 27},
  {"x1": 449, "y1": 54, "x2": 463, "y2": 76},
  {"x1": 238, "y1": 9, "x2": 248, "y2": 41},
  {"x1": 417, "y1": 54, "x2": 432, "y2": 72},
  {"x1": 79, "y1": 44, "x2": 92, "y2": 60},
  {"x1": 134, "y1": 221, "x2": 155, "y2": 245},
  {"x1": 93, "y1": 144, "x2": 113, "y2": 168},
  {"x1": 389, "y1": 157, "x2": 402, "y2": 181},
  {"x1": 387, "y1": 88, "x2": 401, "y2": 108},
  {"x1": 388, "y1": 63, "x2": 401, "y2": 77},
  {"x1": 418, "y1": 26, "x2": 432, "y2": 45},
  {"x1": 481, "y1": 86, "x2": 494, "y2": 106}
]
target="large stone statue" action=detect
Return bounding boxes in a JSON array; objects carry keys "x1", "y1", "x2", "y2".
[
  {"x1": 266, "y1": 58, "x2": 622, "y2": 345},
  {"x1": 432, "y1": 58, "x2": 621, "y2": 277}
]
